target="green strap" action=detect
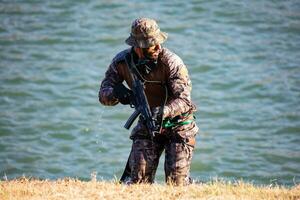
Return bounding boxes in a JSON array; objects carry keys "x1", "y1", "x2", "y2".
[{"x1": 162, "y1": 114, "x2": 195, "y2": 128}]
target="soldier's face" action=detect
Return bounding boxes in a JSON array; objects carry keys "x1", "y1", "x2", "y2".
[{"x1": 142, "y1": 44, "x2": 161, "y2": 60}]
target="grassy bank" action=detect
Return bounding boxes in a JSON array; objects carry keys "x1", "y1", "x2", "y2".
[{"x1": 0, "y1": 178, "x2": 299, "y2": 200}]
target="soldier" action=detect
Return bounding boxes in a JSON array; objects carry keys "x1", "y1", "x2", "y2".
[{"x1": 99, "y1": 17, "x2": 198, "y2": 185}]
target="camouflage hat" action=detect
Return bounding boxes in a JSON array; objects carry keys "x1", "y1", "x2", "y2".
[{"x1": 125, "y1": 18, "x2": 168, "y2": 48}]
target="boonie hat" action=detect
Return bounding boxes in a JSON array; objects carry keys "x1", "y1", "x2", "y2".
[{"x1": 125, "y1": 18, "x2": 168, "y2": 48}]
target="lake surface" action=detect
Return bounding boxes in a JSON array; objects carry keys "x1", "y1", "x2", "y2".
[{"x1": 0, "y1": 0, "x2": 299, "y2": 186}]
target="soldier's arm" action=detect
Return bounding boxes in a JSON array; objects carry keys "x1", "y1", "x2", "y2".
[
  {"x1": 98, "y1": 61, "x2": 123, "y2": 106},
  {"x1": 164, "y1": 61, "x2": 193, "y2": 118}
]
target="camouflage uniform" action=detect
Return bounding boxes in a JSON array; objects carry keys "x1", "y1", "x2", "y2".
[{"x1": 99, "y1": 18, "x2": 198, "y2": 185}]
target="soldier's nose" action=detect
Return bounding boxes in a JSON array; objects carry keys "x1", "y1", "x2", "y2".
[{"x1": 154, "y1": 44, "x2": 161, "y2": 51}]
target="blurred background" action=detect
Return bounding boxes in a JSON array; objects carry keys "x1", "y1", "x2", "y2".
[{"x1": 0, "y1": 0, "x2": 299, "y2": 186}]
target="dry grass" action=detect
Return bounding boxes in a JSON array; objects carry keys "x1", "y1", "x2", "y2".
[{"x1": 0, "y1": 177, "x2": 299, "y2": 200}]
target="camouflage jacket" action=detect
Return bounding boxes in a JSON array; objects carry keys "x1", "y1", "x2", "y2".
[{"x1": 99, "y1": 47, "x2": 198, "y2": 138}]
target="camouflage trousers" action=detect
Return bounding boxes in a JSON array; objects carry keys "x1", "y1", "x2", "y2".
[{"x1": 128, "y1": 135, "x2": 195, "y2": 185}]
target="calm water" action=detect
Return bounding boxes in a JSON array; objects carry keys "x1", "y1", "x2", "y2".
[{"x1": 0, "y1": 0, "x2": 299, "y2": 186}]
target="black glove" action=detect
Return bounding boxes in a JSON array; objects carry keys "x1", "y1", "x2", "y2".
[
  {"x1": 151, "y1": 106, "x2": 163, "y2": 132},
  {"x1": 113, "y1": 83, "x2": 133, "y2": 105}
]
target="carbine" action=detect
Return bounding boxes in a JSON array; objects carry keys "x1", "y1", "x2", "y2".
[{"x1": 123, "y1": 54, "x2": 159, "y2": 139}]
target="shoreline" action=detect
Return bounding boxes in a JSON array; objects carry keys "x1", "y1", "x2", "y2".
[{"x1": 1, "y1": 178, "x2": 299, "y2": 200}]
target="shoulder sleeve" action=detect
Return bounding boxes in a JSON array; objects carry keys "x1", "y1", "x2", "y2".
[
  {"x1": 163, "y1": 50, "x2": 193, "y2": 118},
  {"x1": 98, "y1": 52, "x2": 126, "y2": 106}
]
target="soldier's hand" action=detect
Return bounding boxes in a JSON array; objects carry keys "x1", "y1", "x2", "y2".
[{"x1": 113, "y1": 83, "x2": 133, "y2": 105}]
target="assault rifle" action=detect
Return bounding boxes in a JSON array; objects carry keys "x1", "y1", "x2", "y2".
[{"x1": 123, "y1": 54, "x2": 158, "y2": 139}]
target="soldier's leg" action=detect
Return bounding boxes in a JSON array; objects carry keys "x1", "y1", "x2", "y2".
[
  {"x1": 164, "y1": 136, "x2": 195, "y2": 186},
  {"x1": 119, "y1": 149, "x2": 133, "y2": 184},
  {"x1": 129, "y1": 138, "x2": 163, "y2": 183}
]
